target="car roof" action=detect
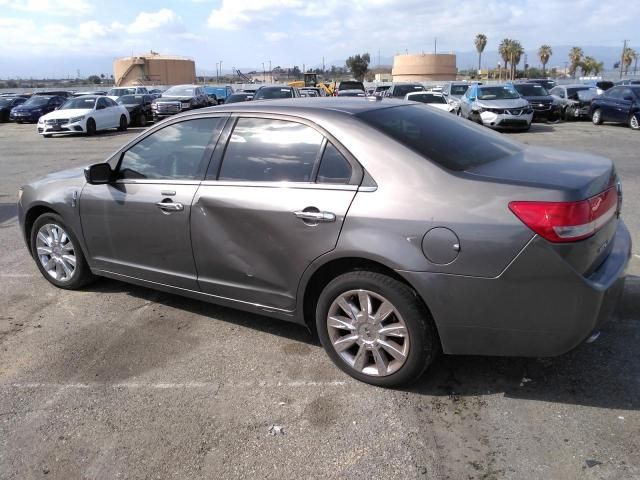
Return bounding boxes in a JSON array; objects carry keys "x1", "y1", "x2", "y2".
[{"x1": 191, "y1": 97, "x2": 406, "y2": 116}]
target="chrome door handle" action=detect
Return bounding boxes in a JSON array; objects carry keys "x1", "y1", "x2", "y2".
[
  {"x1": 294, "y1": 210, "x2": 336, "y2": 222},
  {"x1": 155, "y1": 201, "x2": 184, "y2": 212}
]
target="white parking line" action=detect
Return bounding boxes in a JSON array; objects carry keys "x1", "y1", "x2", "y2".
[{"x1": 2, "y1": 380, "x2": 346, "y2": 390}]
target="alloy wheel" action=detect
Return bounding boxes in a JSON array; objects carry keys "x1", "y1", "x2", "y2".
[
  {"x1": 326, "y1": 289, "x2": 409, "y2": 377},
  {"x1": 36, "y1": 223, "x2": 76, "y2": 282},
  {"x1": 592, "y1": 109, "x2": 601, "y2": 125},
  {"x1": 631, "y1": 114, "x2": 639, "y2": 130}
]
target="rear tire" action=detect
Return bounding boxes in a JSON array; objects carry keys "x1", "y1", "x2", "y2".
[
  {"x1": 117, "y1": 115, "x2": 127, "y2": 131},
  {"x1": 592, "y1": 108, "x2": 603, "y2": 125},
  {"x1": 86, "y1": 118, "x2": 96, "y2": 136},
  {"x1": 315, "y1": 271, "x2": 439, "y2": 387},
  {"x1": 43, "y1": 134, "x2": 52, "y2": 138},
  {"x1": 30, "y1": 212, "x2": 95, "y2": 290},
  {"x1": 629, "y1": 112, "x2": 640, "y2": 130}
]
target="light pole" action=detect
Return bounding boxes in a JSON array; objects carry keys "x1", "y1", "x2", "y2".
[
  {"x1": 269, "y1": 60, "x2": 272, "y2": 83},
  {"x1": 216, "y1": 62, "x2": 219, "y2": 84}
]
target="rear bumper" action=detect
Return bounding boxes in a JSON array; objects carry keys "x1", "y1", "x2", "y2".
[{"x1": 399, "y1": 221, "x2": 631, "y2": 357}]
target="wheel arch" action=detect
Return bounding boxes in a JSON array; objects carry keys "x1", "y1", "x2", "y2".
[
  {"x1": 23, "y1": 204, "x2": 61, "y2": 256},
  {"x1": 298, "y1": 256, "x2": 437, "y2": 335}
]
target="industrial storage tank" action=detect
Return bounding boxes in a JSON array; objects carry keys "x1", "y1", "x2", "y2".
[
  {"x1": 113, "y1": 53, "x2": 196, "y2": 86},
  {"x1": 392, "y1": 53, "x2": 457, "y2": 81}
]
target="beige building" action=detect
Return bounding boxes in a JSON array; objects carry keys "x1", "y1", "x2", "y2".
[
  {"x1": 113, "y1": 53, "x2": 196, "y2": 86},
  {"x1": 392, "y1": 53, "x2": 457, "y2": 81}
]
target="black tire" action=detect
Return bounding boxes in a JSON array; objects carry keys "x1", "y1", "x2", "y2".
[
  {"x1": 1, "y1": 111, "x2": 8, "y2": 123},
  {"x1": 86, "y1": 118, "x2": 96, "y2": 136},
  {"x1": 592, "y1": 108, "x2": 603, "y2": 125},
  {"x1": 30, "y1": 212, "x2": 95, "y2": 290},
  {"x1": 629, "y1": 112, "x2": 640, "y2": 130},
  {"x1": 315, "y1": 271, "x2": 439, "y2": 387},
  {"x1": 43, "y1": 134, "x2": 52, "y2": 138},
  {"x1": 118, "y1": 115, "x2": 128, "y2": 131},
  {"x1": 564, "y1": 106, "x2": 575, "y2": 121},
  {"x1": 136, "y1": 111, "x2": 146, "y2": 127}
]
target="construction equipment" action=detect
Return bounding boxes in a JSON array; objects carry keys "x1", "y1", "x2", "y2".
[{"x1": 288, "y1": 72, "x2": 336, "y2": 96}]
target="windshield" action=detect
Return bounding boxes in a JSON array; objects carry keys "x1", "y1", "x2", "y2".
[
  {"x1": 206, "y1": 87, "x2": 227, "y2": 96},
  {"x1": 357, "y1": 105, "x2": 521, "y2": 171},
  {"x1": 409, "y1": 93, "x2": 446, "y2": 104},
  {"x1": 61, "y1": 97, "x2": 96, "y2": 109},
  {"x1": 0, "y1": 98, "x2": 14, "y2": 107},
  {"x1": 576, "y1": 89, "x2": 597, "y2": 101},
  {"x1": 513, "y1": 84, "x2": 549, "y2": 96},
  {"x1": 450, "y1": 84, "x2": 469, "y2": 95},
  {"x1": 393, "y1": 85, "x2": 424, "y2": 97},
  {"x1": 567, "y1": 87, "x2": 594, "y2": 99},
  {"x1": 631, "y1": 87, "x2": 640, "y2": 97},
  {"x1": 477, "y1": 86, "x2": 520, "y2": 100},
  {"x1": 164, "y1": 87, "x2": 195, "y2": 96},
  {"x1": 117, "y1": 95, "x2": 144, "y2": 105},
  {"x1": 254, "y1": 87, "x2": 293, "y2": 99},
  {"x1": 23, "y1": 96, "x2": 51, "y2": 106},
  {"x1": 108, "y1": 88, "x2": 136, "y2": 96}
]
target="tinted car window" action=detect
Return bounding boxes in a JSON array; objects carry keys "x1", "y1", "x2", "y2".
[
  {"x1": 357, "y1": 105, "x2": 521, "y2": 171},
  {"x1": 450, "y1": 84, "x2": 469, "y2": 95},
  {"x1": 513, "y1": 84, "x2": 549, "y2": 96},
  {"x1": 317, "y1": 143, "x2": 352, "y2": 184},
  {"x1": 408, "y1": 93, "x2": 446, "y2": 104},
  {"x1": 253, "y1": 87, "x2": 294, "y2": 100},
  {"x1": 96, "y1": 97, "x2": 108, "y2": 109},
  {"x1": 339, "y1": 81, "x2": 365, "y2": 91},
  {"x1": 119, "y1": 118, "x2": 224, "y2": 180},
  {"x1": 218, "y1": 118, "x2": 323, "y2": 182},
  {"x1": 392, "y1": 85, "x2": 424, "y2": 97}
]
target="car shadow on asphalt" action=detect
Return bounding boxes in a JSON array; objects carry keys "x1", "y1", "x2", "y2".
[{"x1": 85, "y1": 275, "x2": 639, "y2": 410}]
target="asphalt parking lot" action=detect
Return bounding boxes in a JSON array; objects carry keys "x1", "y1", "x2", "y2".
[{"x1": 1, "y1": 121, "x2": 639, "y2": 480}]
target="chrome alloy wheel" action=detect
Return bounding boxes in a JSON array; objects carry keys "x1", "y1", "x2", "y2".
[
  {"x1": 631, "y1": 114, "x2": 639, "y2": 130},
  {"x1": 36, "y1": 223, "x2": 76, "y2": 282},
  {"x1": 327, "y1": 289, "x2": 409, "y2": 377},
  {"x1": 592, "y1": 109, "x2": 601, "y2": 124}
]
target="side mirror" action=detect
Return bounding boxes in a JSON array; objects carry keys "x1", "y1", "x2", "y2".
[{"x1": 84, "y1": 163, "x2": 113, "y2": 184}]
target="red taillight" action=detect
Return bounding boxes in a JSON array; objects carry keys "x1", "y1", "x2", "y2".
[{"x1": 509, "y1": 187, "x2": 618, "y2": 243}]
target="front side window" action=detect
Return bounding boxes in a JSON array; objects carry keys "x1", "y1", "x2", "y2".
[
  {"x1": 118, "y1": 117, "x2": 225, "y2": 180},
  {"x1": 218, "y1": 118, "x2": 323, "y2": 182}
]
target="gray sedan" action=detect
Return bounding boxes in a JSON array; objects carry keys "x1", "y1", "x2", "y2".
[{"x1": 17, "y1": 99, "x2": 631, "y2": 387}]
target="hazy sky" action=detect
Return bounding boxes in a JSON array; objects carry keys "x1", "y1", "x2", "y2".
[{"x1": 0, "y1": 0, "x2": 637, "y2": 77}]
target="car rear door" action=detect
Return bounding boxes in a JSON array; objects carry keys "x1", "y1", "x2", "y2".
[
  {"x1": 191, "y1": 115, "x2": 361, "y2": 311},
  {"x1": 80, "y1": 116, "x2": 228, "y2": 289}
]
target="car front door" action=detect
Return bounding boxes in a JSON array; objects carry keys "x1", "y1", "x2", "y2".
[
  {"x1": 80, "y1": 116, "x2": 228, "y2": 289},
  {"x1": 617, "y1": 88, "x2": 635, "y2": 122},
  {"x1": 191, "y1": 115, "x2": 361, "y2": 311},
  {"x1": 104, "y1": 97, "x2": 122, "y2": 127},
  {"x1": 93, "y1": 97, "x2": 111, "y2": 130}
]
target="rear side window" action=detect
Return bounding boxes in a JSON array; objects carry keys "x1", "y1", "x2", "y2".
[
  {"x1": 357, "y1": 105, "x2": 521, "y2": 171},
  {"x1": 219, "y1": 118, "x2": 323, "y2": 182},
  {"x1": 118, "y1": 117, "x2": 224, "y2": 180},
  {"x1": 317, "y1": 144, "x2": 352, "y2": 184}
]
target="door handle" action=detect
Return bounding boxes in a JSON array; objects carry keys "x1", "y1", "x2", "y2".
[
  {"x1": 294, "y1": 210, "x2": 336, "y2": 223},
  {"x1": 155, "y1": 201, "x2": 184, "y2": 212}
]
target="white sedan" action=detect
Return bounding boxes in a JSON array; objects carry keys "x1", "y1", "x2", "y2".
[
  {"x1": 404, "y1": 91, "x2": 456, "y2": 112},
  {"x1": 37, "y1": 96, "x2": 130, "y2": 137}
]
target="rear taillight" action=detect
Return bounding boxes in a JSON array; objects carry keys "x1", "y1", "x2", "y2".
[{"x1": 509, "y1": 187, "x2": 618, "y2": 243}]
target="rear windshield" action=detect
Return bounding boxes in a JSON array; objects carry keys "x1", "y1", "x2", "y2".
[
  {"x1": 118, "y1": 95, "x2": 144, "y2": 104},
  {"x1": 392, "y1": 84, "x2": 424, "y2": 97},
  {"x1": 513, "y1": 84, "x2": 548, "y2": 96},
  {"x1": 254, "y1": 87, "x2": 293, "y2": 99},
  {"x1": 409, "y1": 93, "x2": 446, "y2": 104},
  {"x1": 339, "y1": 81, "x2": 365, "y2": 91},
  {"x1": 450, "y1": 84, "x2": 469, "y2": 95},
  {"x1": 357, "y1": 105, "x2": 521, "y2": 171}
]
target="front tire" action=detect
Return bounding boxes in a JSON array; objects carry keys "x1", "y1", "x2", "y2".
[
  {"x1": 118, "y1": 115, "x2": 128, "y2": 131},
  {"x1": 315, "y1": 271, "x2": 438, "y2": 387},
  {"x1": 30, "y1": 213, "x2": 95, "y2": 290},
  {"x1": 43, "y1": 134, "x2": 52, "y2": 138},
  {"x1": 592, "y1": 108, "x2": 603, "y2": 125},
  {"x1": 86, "y1": 118, "x2": 96, "y2": 136},
  {"x1": 629, "y1": 112, "x2": 640, "y2": 130}
]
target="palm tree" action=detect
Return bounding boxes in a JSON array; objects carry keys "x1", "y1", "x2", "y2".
[
  {"x1": 509, "y1": 40, "x2": 524, "y2": 79},
  {"x1": 623, "y1": 47, "x2": 637, "y2": 75},
  {"x1": 475, "y1": 34, "x2": 488, "y2": 74},
  {"x1": 580, "y1": 57, "x2": 595, "y2": 76},
  {"x1": 499, "y1": 38, "x2": 513, "y2": 80},
  {"x1": 538, "y1": 45, "x2": 552, "y2": 76},
  {"x1": 568, "y1": 47, "x2": 583, "y2": 78}
]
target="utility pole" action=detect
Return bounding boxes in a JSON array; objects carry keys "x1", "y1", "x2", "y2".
[
  {"x1": 620, "y1": 40, "x2": 627, "y2": 79},
  {"x1": 262, "y1": 62, "x2": 265, "y2": 83},
  {"x1": 322, "y1": 56, "x2": 325, "y2": 73},
  {"x1": 219, "y1": 60, "x2": 223, "y2": 82},
  {"x1": 434, "y1": 37, "x2": 437, "y2": 55},
  {"x1": 216, "y1": 62, "x2": 219, "y2": 84},
  {"x1": 269, "y1": 60, "x2": 272, "y2": 83}
]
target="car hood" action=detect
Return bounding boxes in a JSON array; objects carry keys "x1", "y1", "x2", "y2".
[
  {"x1": 41, "y1": 108, "x2": 91, "y2": 120},
  {"x1": 476, "y1": 98, "x2": 529, "y2": 109},
  {"x1": 27, "y1": 166, "x2": 86, "y2": 191},
  {"x1": 156, "y1": 96, "x2": 193, "y2": 102}
]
